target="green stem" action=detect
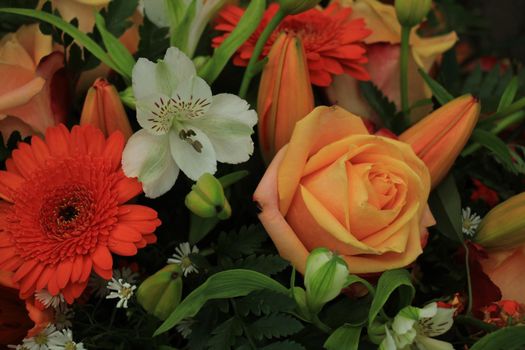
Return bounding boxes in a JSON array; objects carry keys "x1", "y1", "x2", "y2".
[
  {"x1": 312, "y1": 315, "x2": 332, "y2": 334},
  {"x1": 400, "y1": 25, "x2": 412, "y2": 121},
  {"x1": 463, "y1": 241, "x2": 473, "y2": 315},
  {"x1": 481, "y1": 96, "x2": 525, "y2": 125},
  {"x1": 238, "y1": 7, "x2": 287, "y2": 98}
]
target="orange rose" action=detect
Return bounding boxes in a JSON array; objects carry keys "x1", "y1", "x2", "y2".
[{"x1": 254, "y1": 106, "x2": 434, "y2": 274}]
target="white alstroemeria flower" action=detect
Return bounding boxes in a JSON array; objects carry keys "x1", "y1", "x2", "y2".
[
  {"x1": 379, "y1": 302, "x2": 455, "y2": 350},
  {"x1": 122, "y1": 47, "x2": 257, "y2": 198}
]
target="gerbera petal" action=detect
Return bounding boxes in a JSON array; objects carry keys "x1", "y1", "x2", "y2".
[
  {"x1": 19, "y1": 263, "x2": 44, "y2": 294},
  {"x1": 108, "y1": 238, "x2": 138, "y2": 256},
  {"x1": 56, "y1": 260, "x2": 73, "y2": 289},
  {"x1": 115, "y1": 176, "x2": 143, "y2": 204},
  {"x1": 0, "y1": 170, "x2": 24, "y2": 201},
  {"x1": 91, "y1": 245, "x2": 113, "y2": 271},
  {"x1": 36, "y1": 266, "x2": 54, "y2": 290},
  {"x1": 192, "y1": 94, "x2": 256, "y2": 164},
  {"x1": 169, "y1": 127, "x2": 217, "y2": 181},
  {"x1": 13, "y1": 259, "x2": 38, "y2": 283},
  {"x1": 93, "y1": 264, "x2": 112, "y2": 280},
  {"x1": 122, "y1": 129, "x2": 180, "y2": 198},
  {"x1": 45, "y1": 124, "x2": 71, "y2": 157},
  {"x1": 103, "y1": 131, "x2": 125, "y2": 171},
  {"x1": 70, "y1": 255, "x2": 84, "y2": 283},
  {"x1": 110, "y1": 224, "x2": 143, "y2": 243},
  {"x1": 80, "y1": 257, "x2": 93, "y2": 282}
]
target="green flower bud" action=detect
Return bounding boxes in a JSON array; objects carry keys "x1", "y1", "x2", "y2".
[
  {"x1": 304, "y1": 248, "x2": 349, "y2": 314},
  {"x1": 292, "y1": 286, "x2": 312, "y2": 321},
  {"x1": 395, "y1": 0, "x2": 432, "y2": 28},
  {"x1": 185, "y1": 173, "x2": 231, "y2": 220},
  {"x1": 279, "y1": 0, "x2": 322, "y2": 15},
  {"x1": 137, "y1": 264, "x2": 183, "y2": 320}
]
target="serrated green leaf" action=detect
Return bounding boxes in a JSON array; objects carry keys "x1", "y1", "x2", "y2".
[
  {"x1": 429, "y1": 174, "x2": 463, "y2": 242},
  {"x1": 234, "y1": 255, "x2": 288, "y2": 276},
  {"x1": 497, "y1": 77, "x2": 519, "y2": 112},
  {"x1": 103, "y1": 0, "x2": 138, "y2": 36},
  {"x1": 189, "y1": 213, "x2": 219, "y2": 245},
  {"x1": 358, "y1": 81, "x2": 398, "y2": 129},
  {"x1": 136, "y1": 15, "x2": 170, "y2": 61},
  {"x1": 199, "y1": 0, "x2": 265, "y2": 83},
  {"x1": 324, "y1": 325, "x2": 361, "y2": 350},
  {"x1": 248, "y1": 313, "x2": 304, "y2": 341},
  {"x1": 216, "y1": 225, "x2": 267, "y2": 260},
  {"x1": 478, "y1": 65, "x2": 500, "y2": 102},
  {"x1": 206, "y1": 316, "x2": 243, "y2": 350},
  {"x1": 260, "y1": 341, "x2": 306, "y2": 350},
  {"x1": 470, "y1": 326, "x2": 525, "y2": 350},
  {"x1": 462, "y1": 65, "x2": 483, "y2": 95},
  {"x1": 368, "y1": 269, "x2": 414, "y2": 327},
  {"x1": 236, "y1": 290, "x2": 294, "y2": 317},
  {"x1": 0, "y1": 8, "x2": 124, "y2": 77},
  {"x1": 155, "y1": 269, "x2": 288, "y2": 335},
  {"x1": 418, "y1": 68, "x2": 454, "y2": 105},
  {"x1": 471, "y1": 129, "x2": 515, "y2": 171}
]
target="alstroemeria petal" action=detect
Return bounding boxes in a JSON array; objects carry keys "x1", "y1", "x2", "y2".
[
  {"x1": 122, "y1": 129, "x2": 180, "y2": 198},
  {"x1": 162, "y1": 47, "x2": 197, "y2": 91},
  {"x1": 132, "y1": 57, "x2": 164, "y2": 100},
  {"x1": 171, "y1": 75, "x2": 212, "y2": 121},
  {"x1": 143, "y1": 0, "x2": 170, "y2": 28},
  {"x1": 136, "y1": 93, "x2": 175, "y2": 135},
  {"x1": 169, "y1": 126, "x2": 216, "y2": 180},
  {"x1": 192, "y1": 93, "x2": 257, "y2": 164},
  {"x1": 415, "y1": 336, "x2": 454, "y2": 350},
  {"x1": 419, "y1": 305, "x2": 455, "y2": 337}
]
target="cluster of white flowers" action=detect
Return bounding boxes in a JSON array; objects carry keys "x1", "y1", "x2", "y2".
[
  {"x1": 10, "y1": 325, "x2": 85, "y2": 350},
  {"x1": 167, "y1": 242, "x2": 200, "y2": 277},
  {"x1": 34, "y1": 290, "x2": 75, "y2": 332}
]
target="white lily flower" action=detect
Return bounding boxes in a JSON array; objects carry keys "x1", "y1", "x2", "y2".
[
  {"x1": 122, "y1": 47, "x2": 257, "y2": 198},
  {"x1": 380, "y1": 302, "x2": 455, "y2": 350}
]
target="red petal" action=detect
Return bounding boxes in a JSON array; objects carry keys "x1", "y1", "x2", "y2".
[
  {"x1": 13, "y1": 259, "x2": 38, "y2": 282},
  {"x1": 93, "y1": 264, "x2": 112, "y2": 280},
  {"x1": 111, "y1": 224, "x2": 142, "y2": 243},
  {"x1": 91, "y1": 245, "x2": 113, "y2": 271},
  {"x1": 103, "y1": 131, "x2": 124, "y2": 171},
  {"x1": 115, "y1": 176, "x2": 143, "y2": 204},
  {"x1": 36, "y1": 266, "x2": 54, "y2": 290},
  {"x1": 108, "y1": 238, "x2": 138, "y2": 256},
  {"x1": 56, "y1": 260, "x2": 73, "y2": 289},
  {"x1": 70, "y1": 255, "x2": 84, "y2": 283}
]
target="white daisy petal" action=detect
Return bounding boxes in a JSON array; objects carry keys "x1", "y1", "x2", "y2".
[
  {"x1": 122, "y1": 130, "x2": 180, "y2": 198},
  {"x1": 169, "y1": 127, "x2": 216, "y2": 180}
]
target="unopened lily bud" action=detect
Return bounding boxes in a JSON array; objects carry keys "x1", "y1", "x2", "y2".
[
  {"x1": 399, "y1": 94, "x2": 480, "y2": 188},
  {"x1": 475, "y1": 192, "x2": 525, "y2": 250},
  {"x1": 304, "y1": 248, "x2": 349, "y2": 314},
  {"x1": 257, "y1": 32, "x2": 314, "y2": 163},
  {"x1": 137, "y1": 264, "x2": 183, "y2": 320},
  {"x1": 80, "y1": 78, "x2": 133, "y2": 140},
  {"x1": 395, "y1": 0, "x2": 432, "y2": 28},
  {"x1": 279, "y1": 0, "x2": 322, "y2": 15},
  {"x1": 185, "y1": 173, "x2": 231, "y2": 220}
]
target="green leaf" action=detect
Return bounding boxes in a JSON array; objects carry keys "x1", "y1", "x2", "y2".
[
  {"x1": 188, "y1": 213, "x2": 219, "y2": 245},
  {"x1": 260, "y1": 341, "x2": 306, "y2": 350},
  {"x1": 218, "y1": 170, "x2": 249, "y2": 188},
  {"x1": 324, "y1": 325, "x2": 361, "y2": 350},
  {"x1": 0, "y1": 8, "x2": 124, "y2": 77},
  {"x1": 136, "y1": 15, "x2": 170, "y2": 61},
  {"x1": 428, "y1": 174, "x2": 463, "y2": 242},
  {"x1": 497, "y1": 77, "x2": 519, "y2": 113},
  {"x1": 358, "y1": 81, "x2": 398, "y2": 130},
  {"x1": 233, "y1": 255, "x2": 289, "y2": 276},
  {"x1": 470, "y1": 326, "x2": 525, "y2": 350},
  {"x1": 462, "y1": 65, "x2": 483, "y2": 95},
  {"x1": 216, "y1": 225, "x2": 267, "y2": 260},
  {"x1": 103, "y1": 0, "x2": 139, "y2": 36},
  {"x1": 236, "y1": 290, "x2": 295, "y2": 317},
  {"x1": 206, "y1": 316, "x2": 244, "y2": 350},
  {"x1": 95, "y1": 13, "x2": 135, "y2": 81},
  {"x1": 155, "y1": 269, "x2": 288, "y2": 335},
  {"x1": 471, "y1": 129, "x2": 515, "y2": 171},
  {"x1": 368, "y1": 269, "x2": 415, "y2": 327},
  {"x1": 198, "y1": 0, "x2": 265, "y2": 83},
  {"x1": 248, "y1": 313, "x2": 304, "y2": 340},
  {"x1": 170, "y1": 0, "x2": 197, "y2": 54},
  {"x1": 418, "y1": 68, "x2": 454, "y2": 105}
]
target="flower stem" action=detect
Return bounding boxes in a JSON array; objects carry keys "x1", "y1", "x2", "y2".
[
  {"x1": 238, "y1": 7, "x2": 287, "y2": 99},
  {"x1": 312, "y1": 315, "x2": 332, "y2": 334},
  {"x1": 463, "y1": 242, "x2": 473, "y2": 315},
  {"x1": 400, "y1": 25, "x2": 411, "y2": 121}
]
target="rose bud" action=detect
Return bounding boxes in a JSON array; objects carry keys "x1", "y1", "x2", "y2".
[
  {"x1": 304, "y1": 248, "x2": 349, "y2": 314},
  {"x1": 395, "y1": 0, "x2": 432, "y2": 28},
  {"x1": 475, "y1": 192, "x2": 525, "y2": 250},
  {"x1": 80, "y1": 78, "x2": 133, "y2": 141},
  {"x1": 399, "y1": 94, "x2": 480, "y2": 188},
  {"x1": 278, "y1": 0, "x2": 322, "y2": 15},
  {"x1": 185, "y1": 173, "x2": 231, "y2": 220},
  {"x1": 258, "y1": 32, "x2": 314, "y2": 163},
  {"x1": 136, "y1": 264, "x2": 183, "y2": 321}
]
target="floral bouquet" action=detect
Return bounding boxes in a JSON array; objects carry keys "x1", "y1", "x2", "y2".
[{"x1": 1, "y1": 0, "x2": 525, "y2": 349}]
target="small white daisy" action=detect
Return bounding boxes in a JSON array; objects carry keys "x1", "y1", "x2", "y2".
[
  {"x1": 35, "y1": 290, "x2": 65, "y2": 309},
  {"x1": 167, "y1": 242, "x2": 200, "y2": 277},
  {"x1": 22, "y1": 324, "x2": 59, "y2": 350},
  {"x1": 462, "y1": 207, "x2": 482, "y2": 237},
  {"x1": 176, "y1": 318, "x2": 195, "y2": 339},
  {"x1": 47, "y1": 329, "x2": 85, "y2": 350},
  {"x1": 7, "y1": 344, "x2": 30, "y2": 350},
  {"x1": 54, "y1": 305, "x2": 75, "y2": 331},
  {"x1": 106, "y1": 278, "x2": 137, "y2": 308}
]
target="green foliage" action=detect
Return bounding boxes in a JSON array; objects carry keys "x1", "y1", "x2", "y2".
[
  {"x1": 469, "y1": 326, "x2": 525, "y2": 350},
  {"x1": 418, "y1": 68, "x2": 454, "y2": 105},
  {"x1": 358, "y1": 81, "x2": 398, "y2": 131},
  {"x1": 101, "y1": 0, "x2": 138, "y2": 37},
  {"x1": 216, "y1": 225, "x2": 267, "y2": 260},
  {"x1": 136, "y1": 15, "x2": 170, "y2": 61},
  {"x1": 247, "y1": 314, "x2": 304, "y2": 340},
  {"x1": 428, "y1": 174, "x2": 463, "y2": 242},
  {"x1": 260, "y1": 341, "x2": 306, "y2": 350},
  {"x1": 235, "y1": 290, "x2": 295, "y2": 316},
  {"x1": 206, "y1": 316, "x2": 244, "y2": 350},
  {"x1": 324, "y1": 325, "x2": 361, "y2": 350},
  {"x1": 470, "y1": 129, "x2": 516, "y2": 172}
]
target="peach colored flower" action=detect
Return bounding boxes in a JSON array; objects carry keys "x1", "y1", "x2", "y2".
[
  {"x1": 0, "y1": 24, "x2": 66, "y2": 138},
  {"x1": 254, "y1": 106, "x2": 434, "y2": 274}
]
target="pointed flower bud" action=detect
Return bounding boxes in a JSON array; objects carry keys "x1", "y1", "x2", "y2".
[
  {"x1": 185, "y1": 173, "x2": 231, "y2": 220},
  {"x1": 475, "y1": 192, "x2": 525, "y2": 250},
  {"x1": 395, "y1": 0, "x2": 432, "y2": 28},
  {"x1": 399, "y1": 94, "x2": 480, "y2": 188},
  {"x1": 80, "y1": 78, "x2": 133, "y2": 140},
  {"x1": 304, "y1": 248, "x2": 349, "y2": 314},
  {"x1": 257, "y1": 32, "x2": 314, "y2": 163},
  {"x1": 136, "y1": 264, "x2": 183, "y2": 320},
  {"x1": 278, "y1": 0, "x2": 322, "y2": 15}
]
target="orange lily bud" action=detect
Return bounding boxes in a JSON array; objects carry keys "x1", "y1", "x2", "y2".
[
  {"x1": 257, "y1": 32, "x2": 314, "y2": 163},
  {"x1": 475, "y1": 192, "x2": 525, "y2": 250},
  {"x1": 80, "y1": 78, "x2": 133, "y2": 140},
  {"x1": 399, "y1": 94, "x2": 480, "y2": 188}
]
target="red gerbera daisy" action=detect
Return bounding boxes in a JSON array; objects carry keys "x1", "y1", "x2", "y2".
[
  {"x1": 212, "y1": 2, "x2": 371, "y2": 86},
  {"x1": 0, "y1": 124, "x2": 161, "y2": 303}
]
